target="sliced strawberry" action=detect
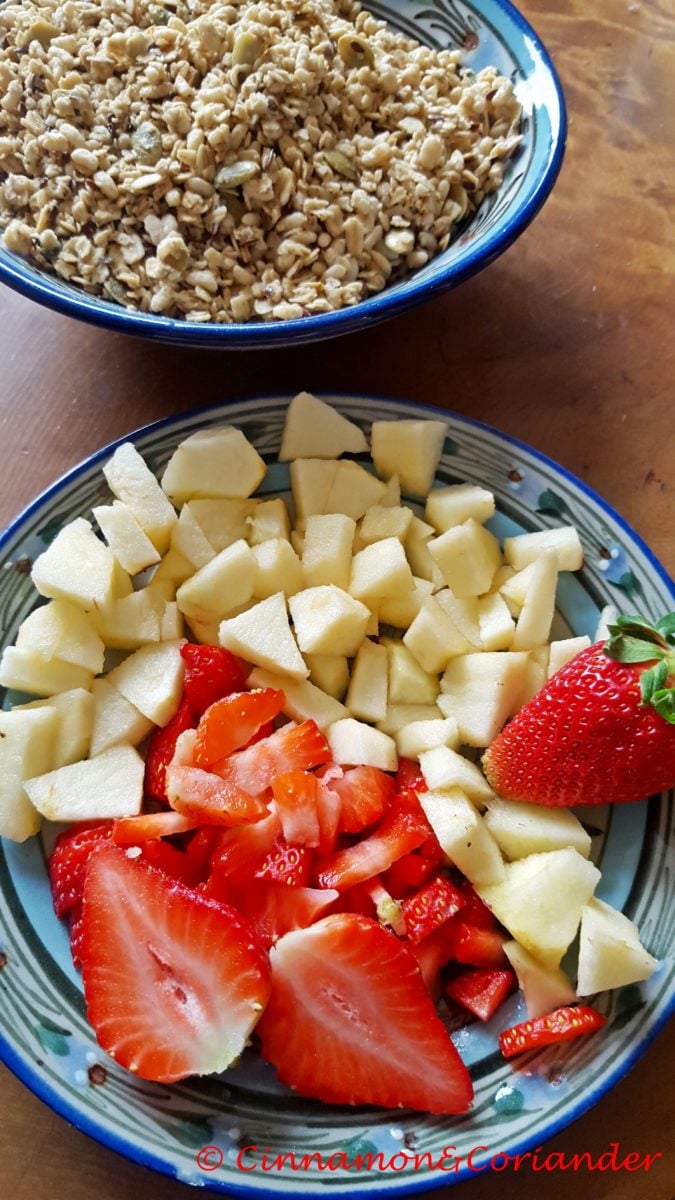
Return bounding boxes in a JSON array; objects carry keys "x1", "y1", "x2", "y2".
[
  {"x1": 167, "y1": 764, "x2": 269, "y2": 826},
  {"x1": 383, "y1": 835, "x2": 447, "y2": 899},
  {"x1": 112, "y1": 812, "x2": 198, "y2": 845},
  {"x1": 194, "y1": 689, "x2": 285, "y2": 769},
  {"x1": 144, "y1": 699, "x2": 197, "y2": 803},
  {"x1": 207, "y1": 810, "x2": 281, "y2": 890},
  {"x1": 48, "y1": 823, "x2": 112, "y2": 917},
  {"x1": 257, "y1": 913, "x2": 473, "y2": 1113},
  {"x1": 445, "y1": 968, "x2": 516, "y2": 1023},
  {"x1": 80, "y1": 843, "x2": 270, "y2": 1082},
  {"x1": 410, "y1": 921, "x2": 457, "y2": 1001},
  {"x1": 69, "y1": 903, "x2": 86, "y2": 968},
  {"x1": 396, "y1": 758, "x2": 427, "y2": 794},
  {"x1": 255, "y1": 839, "x2": 313, "y2": 886},
  {"x1": 456, "y1": 879, "x2": 498, "y2": 931},
  {"x1": 136, "y1": 840, "x2": 202, "y2": 887},
  {"x1": 271, "y1": 771, "x2": 321, "y2": 848},
  {"x1": 229, "y1": 882, "x2": 339, "y2": 949},
  {"x1": 315, "y1": 772, "x2": 342, "y2": 855},
  {"x1": 315, "y1": 791, "x2": 430, "y2": 893},
  {"x1": 401, "y1": 874, "x2": 465, "y2": 944},
  {"x1": 215, "y1": 720, "x2": 331, "y2": 795},
  {"x1": 326, "y1": 766, "x2": 395, "y2": 834},
  {"x1": 180, "y1": 643, "x2": 247, "y2": 717},
  {"x1": 185, "y1": 827, "x2": 221, "y2": 882},
  {"x1": 499, "y1": 1005, "x2": 607, "y2": 1059},
  {"x1": 450, "y1": 920, "x2": 507, "y2": 969}
]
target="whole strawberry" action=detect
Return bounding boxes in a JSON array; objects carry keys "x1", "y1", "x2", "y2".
[{"x1": 483, "y1": 613, "x2": 675, "y2": 807}]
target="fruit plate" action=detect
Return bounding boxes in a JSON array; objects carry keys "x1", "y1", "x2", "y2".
[{"x1": 0, "y1": 394, "x2": 673, "y2": 1197}]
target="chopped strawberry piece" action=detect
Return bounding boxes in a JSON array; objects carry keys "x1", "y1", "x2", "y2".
[
  {"x1": 271, "y1": 771, "x2": 321, "y2": 848},
  {"x1": 456, "y1": 879, "x2": 498, "y2": 930},
  {"x1": 411, "y1": 921, "x2": 461, "y2": 1002},
  {"x1": 315, "y1": 791, "x2": 430, "y2": 893},
  {"x1": 136, "y1": 839, "x2": 202, "y2": 887},
  {"x1": 325, "y1": 765, "x2": 395, "y2": 834},
  {"x1": 185, "y1": 827, "x2": 221, "y2": 881},
  {"x1": 396, "y1": 758, "x2": 427, "y2": 794},
  {"x1": 48, "y1": 823, "x2": 112, "y2": 917},
  {"x1": 382, "y1": 834, "x2": 446, "y2": 898},
  {"x1": 180, "y1": 643, "x2": 247, "y2": 717},
  {"x1": 194, "y1": 689, "x2": 285, "y2": 769},
  {"x1": 257, "y1": 913, "x2": 473, "y2": 1113},
  {"x1": 144, "y1": 700, "x2": 197, "y2": 803},
  {"x1": 401, "y1": 874, "x2": 465, "y2": 944},
  {"x1": 499, "y1": 1005, "x2": 607, "y2": 1059},
  {"x1": 229, "y1": 882, "x2": 339, "y2": 949},
  {"x1": 445, "y1": 968, "x2": 516, "y2": 1023},
  {"x1": 215, "y1": 720, "x2": 331, "y2": 795},
  {"x1": 449, "y1": 920, "x2": 508, "y2": 969},
  {"x1": 69, "y1": 903, "x2": 86, "y2": 968},
  {"x1": 80, "y1": 844, "x2": 270, "y2": 1082},
  {"x1": 256, "y1": 839, "x2": 314, "y2": 887},
  {"x1": 315, "y1": 773, "x2": 342, "y2": 855},
  {"x1": 167, "y1": 764, "x2": 269, "y2": 826},
  {"x1": 207, "y1": 810, "x2": 281, "y2": 890},
  {"x1": 112, "y1": 812, "x2": 198, "y2": 845}
]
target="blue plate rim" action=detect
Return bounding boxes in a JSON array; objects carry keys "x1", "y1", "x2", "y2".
[{"x1": 0, "y1": 0, "x2": 567, "y2": 348}]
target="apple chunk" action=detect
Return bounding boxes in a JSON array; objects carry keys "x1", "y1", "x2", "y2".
[
  {"x1": 371, "y1": 418, "x2": 448, "y2": 496},
  {"x1": 503, "y1": 940, "x2": 576, "y2": 1019},
  {"x1": 16, "y1": 688, "x2": 93, "y2": 768},
  {"x1": 279, "y1": 392, "x2": 368, "y2": 460},
  {"x1": 483, "y1": 797, "x2": 591, "y2": 859},
  {"x1": 104, "y1": 442, "x2": 177, "y2": 553},
  {"x1": 31, "y1": 517, "x2": 131, "y2": 612},
  {"x1": 107, "y1": 640, "x2": 185, "y2": 726},
  {"x1": 0, "y1": 708, "x2": 58, "y2": 841},
  {"x1": 24, "y1": 744, "x2": 144, "y2": 822},
  {"x1": 419, "y1": 788, "x2": 505, "y2": 886},
  {"x1": 247, "y1": 666, "x2": 347, "y2": 730},
  {"x1": 576, "y1": 898, "x2": 658, "y2": 996},
  {"x1": 16, "y1": 599, "x2": 105, "y2": 674},
  {"x1": 90, "y1": 678, "x2": 154, "y2": 756},
  {"x1": 289, "y1": 585, "x2": 370, "y2": 657},
  {"x1": 161, "y1": 426, "x2": 266, "y2": 504},
  {"x1": 327, "y1": 719, "x2": 397, "y2": 771},
  {"x1": 219, "y1": 593, "x2": 308, "y2": 679}
]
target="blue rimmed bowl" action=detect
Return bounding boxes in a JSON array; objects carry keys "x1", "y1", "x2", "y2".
[
  {"x1": 0, "y1": 0, "x2": 565, "y2": 348},
  {"x1": 0, "y1": 395, "x2": 673, "y2": 1197}
]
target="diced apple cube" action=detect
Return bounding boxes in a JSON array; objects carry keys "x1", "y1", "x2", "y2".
[
  {"x1": 151, "y1": 546, "x2": 194, "y2": 589},
  {"x1": 322, "y1": 462, "x2": 388, "y2": 521},
  {"x1": 371, "y1": 419, "x2": 448, "y2": 496},
  {"x1": 378, "y1": 577, "x2": 433, "y2": 630},
  {"x1": 477, "y1": 593, "x2": 515, "y2": 651},
  {"x1": 435, "y1": 590, "x2": 482, "y2": 647},
  {"x1": 290, "y1": 459, "x2": 339, "y2": 525},
  {"x1": 92, "y1": 587, "x2": 164, "y2": 650},
  {"x1": 186, "y1": 616, "x2": 221, "y2": 646},
  {"x1": 161, "y1": 601, "x2": 184, "y2": 641},
  {"x1": 17, "y1": 689, "x2": 93, "y2": 768},
  {"x1": 252, "y1": 538, "x2": 304, "y2": 599},
  {"x1": 247, "y1": 666, "x2": 347, "y2": 730},
  {"x1": 170, "y1": 504, "x2": 216, "y2": 569},
  {"x1": 247, "y1": 498, "x2": 291, "y2": 545},
  {"x1": 346, "y1": 639, "x2": 388, "y2": 723},
  {"x1": 483, "y1": 797, "x2": 591, "y2": 859},
  {"x1": 188, "y1": 498, "x2": 255, "y2": 553},
  {"x1": 428, "y1": 519, "x2": 501, "y2": 597},
  {"x1": 503, "y1": 526, "x2": 584, "y2": 572},
  {"x1": 477, "y1": 849, "x2": 600, "y2": 969},
  {"x1": 503, "y1": 941, "x2": 576, "y2": 1019},
  {"x1": 514, "y1": 645, "x2": 550, "y2": 709},
  {"x1": 358, "y1": 506, "x2": 413, "y2": 546},
  {"x1": 377, "y1": 704, "x2": 442, "y2": 734},
  {"x1": 576, "y1": 898, "x2": 658, "y2": 995},
  {"x1": 403, "y1": 595, "x2": 473, "y2": 675},
  {"x1": 419, "y1": 745, "x2": 494, "y2": 808},
  {"x1": 89, "y1": 677, "x2": 154, "y2": 756},
  {"x1": 289, "y1": 585, "x2": 370, "y2": 657},
  {"x1": 380, "y1": 474, "x2": 401, "y2": 506},
  {"x1": 350, "y1": 537, "x2": 414, "y2": 606},
  {"x1": 419, "y1": 788, "x2": 505, "y2": 885},
  {"x1": 327, "y1": 718, "x2": 397, "y2": 771},
  {"x1": 16, "y1": 600, "x2": 105, "y2": 674},
  {"x1": 302, "y1": 514, "x2": 355, "y2": 590},
  {"x1": 104, "y1": 442, "x2": 177, "y2": 553},
  {"x1": 177, "y1": 539, "x2": 256, "y2": 624},
  {"x1": 547, "y1": 636, "x2": 592, "y2": 678},
  {"x1": 425, "y1": 483, "x2": 495, "y2": 532},
  {"x1": 404, "y1": 515, "x2": 436, "y2": 581},
  {"x1": 594, "y1": 604, "x2": 618, "y2": 643},
  {"x1": 279, "y1": 392, "x2": 368, "y2": 460},
  {"x1": 0, "y1": 646, "x2": 93, "y2": 697},
  {"x1": 306, "y1": 654, "x2": 349, "y2": 700},
  {"x1": 0, "y1": 708, "x2": 58, "y2": 840},
  {"x1": 385, "y1": 640, "x2": 439, "y2": 705},
  {"x1": 395, "y1": 717, "x2": 459, "y2": 760},
  {"x1": 511, "y1": 552, "x2": 558, "y2": 651},
  {"x1": 220, "y1": 593, "x2": 308, "y2": 679},
  {"x1": 25, "y1": 744, "x2": 144, "y2": 822},
  {"x1": 499, "y1": 562, "x2": 536, "y2": 615},
  {"x1": 92, "y1": 500, "x2": 161, "y2": 576},
  {"x1": 31, "y1": 517, "x2": 131, "y2": 612},
  {"x1": 107, "y1": 640, "x2": 184, "y2": 726},
  {"x1": 161, "y1": 426, "x2": 266, "y2": 504},
  {"x1": 438, "y1": 652, "x2": 529, "y2": 746}
]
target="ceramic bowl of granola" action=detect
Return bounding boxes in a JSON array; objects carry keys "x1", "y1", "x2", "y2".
[{"x1": 0, "y1": 0, "x2": 565, "y2": 347}]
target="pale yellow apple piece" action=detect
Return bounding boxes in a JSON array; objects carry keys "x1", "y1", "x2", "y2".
[
  {"x1": 425, "y1": 483, "x2": 495, "y2": 532},
  {"x1": 188, "y1": 498, "x2": 256, "y2": 553},
  {"x1": 435, "y1": 590, "x2": 482, "y2": 647},
  {"x1": 92, "y1": 500, "x2": 162, "y2": 576},
  {"x1": 0, "y1": 708, "x2": 58, "y2": 841},
  {"x1": 31, "y1": 517, "x2": 131, "y2": 611},
  {"x1": 322, "y1": 461, "x2": 388, "y2": 522},
  {"x1": 247, "y1": 666, "x2": 348, "y2": 730},
  {"x1": 576, "y1": 898, "x2": 658, "y2": 996},
  {"x1": 92, "y1": 587, "x2": 163, "y2": 650},
  {"x1": 403, "y1": 595, "x2": 473, "y2": 674},
  {"x1": 378, "y1": 577, "x2": 434, "y2": 630},
  {"x1": 350, "y1": 537, "x2": 414, "y2": 607},
  {"x1": 498, "y1": 562, "x2": 537, "y2": 616},
  {"x1": 395, "y1": 717, "x2": 459, "y2": 761},
  {"x1": 547, "y1": 635, "x2": 592, "y2": 678},
  {"x1": 404, "y1": 514, "x2": 436, "y2": 581},
  {"x1": 511, "y1": 552, "x2": 558, "y2": 651},
  {"x1": 152, "y1": 546, "x2": 194, "y2": 589},
  {"x1": 176, "y1": 539, "x2": 256, "y2": 623},
  {"x1": 107, "y1": 640, "x2": 185, "y2": 726},
  {"x1": 385, "y1": 640, "x2": 439, "y2": 705},
  {"x1": 25, "y1": 744, "x2": 144, "y2": 823},
  {"x1": 483, "y1": 797, "x2": 591, "y2": 859},
  {"x1": 186, "y1": 616, "x2": 221, "y2": 645},
  {"x1": 419, "y1": 788, "x2": 505, "y2": 886},
  {"x1": 16, "y1": 599, "x2": 105, "y2": 674},
  {"x1": 371, "y1": 419, "x2": 448, "y2": 496},
  {"x1": 428, "y1": 519, "x2": 501, "y2": 597},
  {"x1": 89, "y1": 677, "x2": 154, "y2": 757},
  {"x1": 161, "y1": 426, "x2": 266, "y2": 504},
  {"x1": 594, "y1": 604, "x2": 618, "y2": 643},
  {"x1": 503, "y1": 941, "x2": 576, "y2": 1019},
  {"x1": 104, "y1": 442, "x2": 177, "y2": 553},
  {"x1": 290, "y1": 459, "x2": 339, "y2": 526},
  {"x1": 0, "y1": 646, "x2": 93, "y2": 697},
  {"x1": 438, "y1": 651, "x2": 529, "y2": 746},
  {"x1": 279, "y1": 392, "x2": 368, "y2": 460},
  {"x1": 380, "y1": 474, "x2": 401, "y2": 507},
  {"x1": 306, "y1": 654, "x2": 350, "y2": 700},
  {"x1": 220, "y1": 593, "x2": 308, "y2": 679},
  {"x1": 170, "y1": 504, "x2": 217, "y2": 569},
  {"x1": 252, "y1": 539, "x2": 304, "y2": 599},
  {"x1": 17, "y1": 689, "x2": 93, "y2": 768},
  {"x1": 346, "y1": 639, "x2": 388, "y2": 723},
  {"x1": 477, "y1": 593, "x2": 515, "y2": 651},
  {"x1": 161, "y1": 601, "x2": 184, "y2": 641},
  {"x1": 247, "y1": 498, "x2": 291, "y2": 545},
  {"x1": 327, "y1": 718, "x2": 397, "y2": 771},
  {"x1": 289, "y1": 585, "x2": 370, "y2": 657},
  {"x1": 503, "y1": 526, "x2": 584, "y2": 572},
  {"x1": 358, "y1": 506, "x2": 413, "y2": 546},
  {"x1": 419, "y1": 745, "x2": 494, "y2": 808},
  {"x1": 302, "y1": 514, "x2": 355, "y2": 591}
]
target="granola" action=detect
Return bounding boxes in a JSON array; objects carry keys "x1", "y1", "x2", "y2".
[{"x1": 0, "y1": 0, "x2": 522, "y2": 323}]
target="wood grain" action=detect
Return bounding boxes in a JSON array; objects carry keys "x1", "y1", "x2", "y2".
[{"x1": 0, "y1": 0, "x2": 673, "y2": 1197}]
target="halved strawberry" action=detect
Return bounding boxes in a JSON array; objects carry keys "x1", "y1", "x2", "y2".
[
  {"x1": 180, "y1": 643, "x2": 247, "y2": 717},
  {"x1": 194, "y1": 689, "x2": 285, "y2": 769},
  {"x1": 255, "y1": 839, "x2": 313, "y2": 886},
  {"x1": 215, "y1": 720, "x2": 331, "y2": 795},
  {"x1": 167, "y1": 764, "x2": 269, "y2": 826},
  {"x1": 271, "y1": 771, "x2": 321, "y2": 848},
  {"x1": 48, "y1": 822, "x2": 112, "y2": 917},
  {"x1": 315, "y1": 771, "x2": 342, "y2": 856},
  {"x1": 499, "y1": 1005, "x2": 607, "y2": 1059},
  {"x1": 396, "y1": 758, "x2": 427, "y2": 794},
  {"x1": 228, "y1": 882, "x2": 339, "y2": 949},
  {"x1": 326, "y1": 766, "x2": 395, "y2": 834},
  {"x1": 449, "y1": 920, "x2": 507, "y2": 969},
  {"x1": 80, "y1": 844, "x2": 270, "y2": 1082},
  {"x1": 445, "y1": 968, "x2": 516, "y2": 1023},
  {"x1": 456, "y1": 879, "x2": 498, "y2": 931},
  {"x1": 401, "y1": 874, "x2": 465, "y2": 944},
  {"x1": 69, "y1": 903, "x2": 86, "y2": 969},
  {"x1": 207, "y1": 810, "x2": 281, "y2": 890},
  {"x1": 315, "y1": 791, "x2": 430, "y2": 893},
  {"x1": 144, "y1": 700, "x2": 197, "y2": 803},
  {"x1": 112, "y1": 812, "x2": 198, "y2": 845},
  {"x1": 257, "y1": 913, "x2": 473, "y2": 1113}
]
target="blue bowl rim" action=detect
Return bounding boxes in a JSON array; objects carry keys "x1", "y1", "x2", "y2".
[
  {"x1": 0, "y1": 391, "x2": 672, "y2": 1198},
  {"x1": 0, "y1": 0, "x2": 567, "y2": 347}
]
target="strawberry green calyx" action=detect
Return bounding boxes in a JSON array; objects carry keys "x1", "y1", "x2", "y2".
[{"x1": 604, "y1": 613, "x2": 675, "y2": 724}]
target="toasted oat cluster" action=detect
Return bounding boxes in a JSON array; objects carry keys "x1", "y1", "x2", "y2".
[{"x1": 0, "y1": 0, "x2": 522, "y2": 323}]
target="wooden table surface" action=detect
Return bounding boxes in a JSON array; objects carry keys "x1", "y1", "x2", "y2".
[{"x1": 0, "y1": 0, "x2": 673, "y2": 1198}]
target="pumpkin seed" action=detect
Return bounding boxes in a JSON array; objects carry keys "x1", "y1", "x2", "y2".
[
  {"x1": 324, "y1": 149, "x2": 357, "y2": 180},
  {"x1": 215, "y1": 160, "x2": 259, "y2": 190},
  {"x1": 337, "y1": 34, "x2": 374, "y2": 69},
  {"x1": 222, "y1": 192, "x2": 246, "y2": 224},
  {"x1": 232, "y1": 31, "x2": 264, "y2": 68},
  {"x1": 131, "y1": 122, "x2": 163, "y2": 165},
  {"x1": 18, "y1": 20, "x2": 60, "y2": 49}
]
